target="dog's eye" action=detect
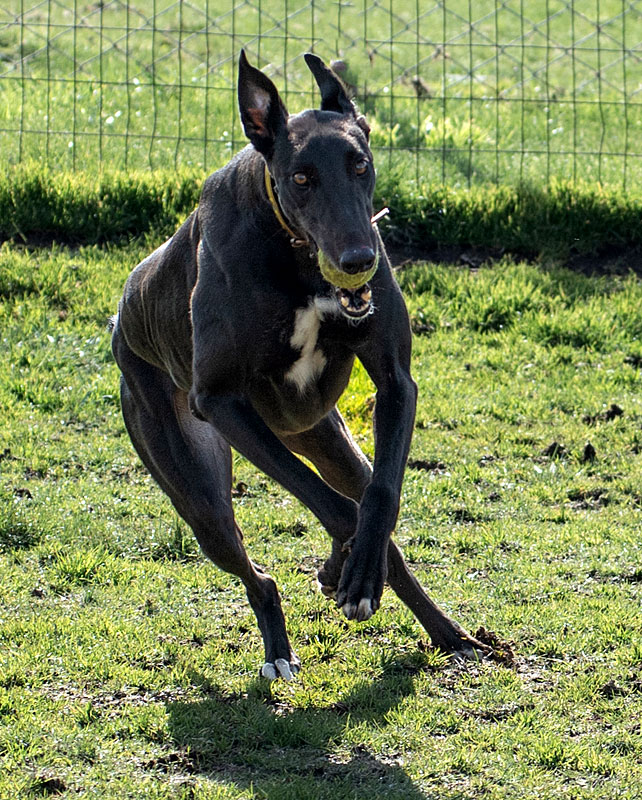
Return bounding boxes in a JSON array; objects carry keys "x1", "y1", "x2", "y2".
[
  {"x1": 355, "y1": 159, "x2": 369, "y2": 176},
  {"x1": 292, "y1": 172, "x2": 309, "y2": 187}
]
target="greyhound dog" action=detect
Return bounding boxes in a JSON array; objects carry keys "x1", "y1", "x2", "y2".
[{"x1": 111, "y1": 51, "x2": 487, "y2": 680}]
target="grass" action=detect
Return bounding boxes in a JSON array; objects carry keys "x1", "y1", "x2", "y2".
[
  {"x1": 3, "y1": 163, "x2": 642, "y2": 265},
  {"x1": 1, "y1": 237, "x2": 642, "y2": 798},
  {"x1": 0, "y1": 163, "x2": 202, "y2": 244},
  {"x1": 1, "y1": 0, "x2": 641, "y2": 187}
]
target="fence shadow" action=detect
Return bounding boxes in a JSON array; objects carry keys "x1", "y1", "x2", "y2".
[{"x1": 165, "y1": 654, "x2": 430, "y2": 798}]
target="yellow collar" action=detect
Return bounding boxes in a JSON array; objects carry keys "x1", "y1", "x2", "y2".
[{"x1": 264, "y1": 164, "x2": 309, "y2": 247}]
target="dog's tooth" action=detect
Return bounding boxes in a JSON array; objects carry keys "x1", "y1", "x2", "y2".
[
  {"x1": 361, "y1": 288, "x2": 372, "y2": 303},
  {"x1": 340, "y1": 294, "x2": 350, "y2": 308}
]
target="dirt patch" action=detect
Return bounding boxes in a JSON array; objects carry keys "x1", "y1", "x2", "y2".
[
  {"x1": 566, "y1": 487, "x2": 610, "y2": 510},
  {"x1": 566, "y1": 245, "x2": 642, "y2": 277},
  {"x1": 598, "y1": 679, "x2": 627, "y2": 699},
  {"x1": 29, "y1": 775, "x2": 67, "y2": 797},
  {"x1": 388, "y1": 243, "x2": 509, "y2": 270},
  {"x1": 388, "y1": 241, "x2": 642, "y2": 277},
  {"x1": 143, "y1": 750, "x2": 201, "y2": 775},
  {"x1": 474, "y1": 627, "x2": 518, "y2": 668},
  {"x1": 581, "y1": 442, "x2": 597, "y2": 463},
  {"x1": 407, "y1": 458, "x2": 447, "y2": 473},
  {"x1": 582, "y1": 403, "x2": 624, "y2": 425},
  {"x1": 540, "y1": 441, "x2": 569, "y2": 459}
]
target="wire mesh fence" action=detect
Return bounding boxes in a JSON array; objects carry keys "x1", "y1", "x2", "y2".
[{"x1": 1, "y1": 1, "x2": 641, "y2": 187}]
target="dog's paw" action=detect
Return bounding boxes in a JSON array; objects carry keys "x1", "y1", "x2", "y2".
[
  {"x1": 260, "y1": 657, "x2": 301, "y2": 682},
  {"x1": 317, "y1": 565, "x2": 338, "y2": 599},
  {"x1": 335, "y1": 548, "x2": 385, "y2": 622},
  {"x1": 318, "y1": 544, "x2": 347, "y2": 600}
]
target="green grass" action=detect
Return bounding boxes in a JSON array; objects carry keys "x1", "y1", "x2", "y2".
[
  {"x1": 0, "y1": 163, "x2": 202, "y2": 244},
  {"x1": 1, "y1": 0, "x2": 641, "y2": 187},
  {"x1": 3, "y1": 163, "x2": 642, "y2": 264},
  {"x1": 1, "y1": 238, "x2": 642, "y2": 798}
]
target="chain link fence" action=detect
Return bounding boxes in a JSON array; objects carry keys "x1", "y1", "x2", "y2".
[{"x1": 1, "y1": 1, "x2": 641, "y2": 187}]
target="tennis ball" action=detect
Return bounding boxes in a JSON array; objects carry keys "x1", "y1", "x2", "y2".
[{"x1": 318, "y1": 249, "x2": 379, "y2": 289}]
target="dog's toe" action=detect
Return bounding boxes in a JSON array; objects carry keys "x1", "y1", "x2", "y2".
[
  {"x1": 261, "y1": 662, "x2": 279, "y2": 680},
  {"x1": 260, "y1": 657, "x2": 301, "y2": 682},
  {"x1": 341, "y1": 597, "x2": 376, "y2": 621},
  {"x1": 318, "y1": 580, "x2": 336, "y2": 599},
  {"x1": 275, "y1": 658, "x2": 295, "y2": 680},
  {"x1": 356, "y1": 598, "x2": 375, "y2": 621},
  {"x1": 341, "y1": 601, "x2": 357, "y2": 620}
]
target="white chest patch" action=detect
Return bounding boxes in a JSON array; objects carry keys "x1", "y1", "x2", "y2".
[{"x1": 285, "y1": 297, "x2": 338, "y2": 394}]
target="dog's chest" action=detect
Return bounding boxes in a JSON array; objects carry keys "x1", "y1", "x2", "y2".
[{"x1": 284, "y1": 297, "x2": 338, "y2": 393}]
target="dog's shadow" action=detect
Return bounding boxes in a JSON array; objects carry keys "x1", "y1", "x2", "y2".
[{"x1": 166, "y1": 655, "x2": 430, "y2": 798}]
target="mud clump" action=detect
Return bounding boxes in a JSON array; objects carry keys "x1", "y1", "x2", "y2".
[{"x1": 474, "y1": 626, "x2": 517, "y2": 668}]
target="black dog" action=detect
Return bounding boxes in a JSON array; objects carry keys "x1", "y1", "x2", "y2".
[{"x1": 111, "y1": 51, "x2": 486, "y2": 679}]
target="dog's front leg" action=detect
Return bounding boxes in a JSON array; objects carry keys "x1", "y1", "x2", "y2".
[{"x1": 335, "y1": 366, "x2": 417, "y2": 621}]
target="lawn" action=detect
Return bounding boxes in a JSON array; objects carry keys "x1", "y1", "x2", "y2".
[
  {"x1": 2, "y1": 3, "x2": 641, "y2": 796},
  {"x1": 1, "y1": 238, "x2": 641, "y2": 798}
]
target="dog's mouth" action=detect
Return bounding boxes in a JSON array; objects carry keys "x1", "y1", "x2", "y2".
[
  {"x1": 316, "y1": 249, "x2": 377, "y2": 320},
  {"x1": 335, "y1": 283, "x2": 373, "y2": 319}
]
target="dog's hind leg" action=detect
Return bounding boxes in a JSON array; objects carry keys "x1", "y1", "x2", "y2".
[
  {"x1": 279, "y1": 408, "x2": 370, "y2": 595},
  {"x1": 281, "y1": 408, "x2": 490, "y2": 659},
  {"x1": 113, "y1": 336, "x2": 299, "y2": 680}
]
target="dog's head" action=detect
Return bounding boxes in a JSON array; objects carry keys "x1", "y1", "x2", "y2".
[{"x1": 238, "y1": 50, "x2": 379, "y2": 319}]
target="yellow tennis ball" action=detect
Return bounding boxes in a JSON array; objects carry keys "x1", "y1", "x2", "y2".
[{"x1": 318, "y1": 250, "x2": 379, "y2": 290}]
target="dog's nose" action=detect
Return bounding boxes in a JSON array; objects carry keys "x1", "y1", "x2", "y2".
[{"x1": 339, "y1": 247, "x2": 376, "y2": 275}]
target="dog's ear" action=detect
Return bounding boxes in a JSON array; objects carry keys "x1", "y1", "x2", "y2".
[
  {"x1": 356, "y1": 115, "x2": 371, "y2": 141},
  {"x1": 304, "y1": 53, "x2": 355, "y2": 116},
  {"x1": 238, "y1": 50, "x2": 288, "y2": 156}
]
